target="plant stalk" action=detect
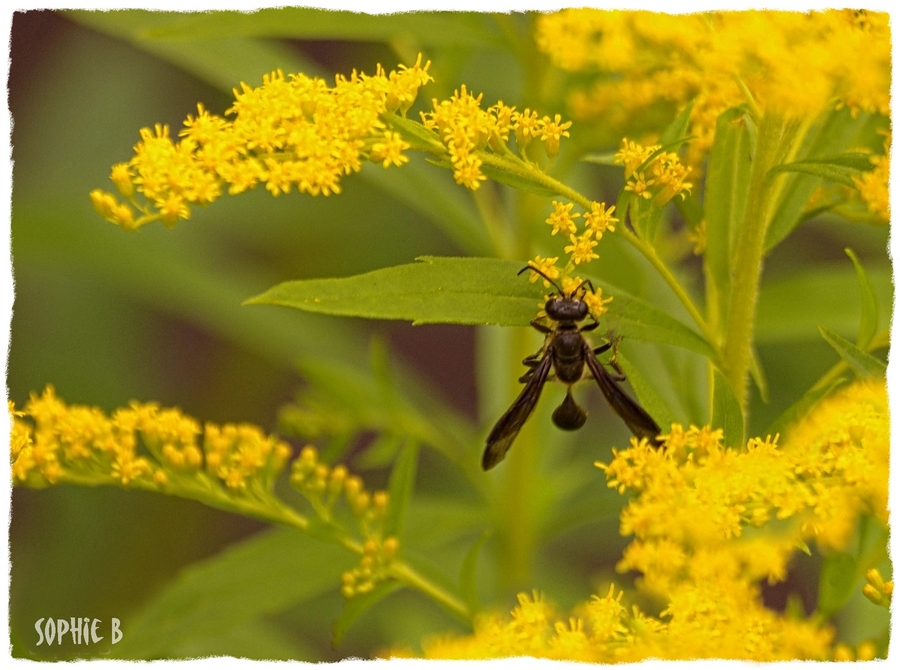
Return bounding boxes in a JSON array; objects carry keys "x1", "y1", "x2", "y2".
[{"x1": 720, "y1": 112, "x2": 798, "y2": 412}]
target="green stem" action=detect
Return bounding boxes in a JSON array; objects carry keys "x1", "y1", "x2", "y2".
[
  {"x1": 472, "y1": 184, "x2": 513, "y2": 258},
  {"x1": 721, "y1": 112, "x2": 799, "y2": 412},
  {"x1": 388, "y1": 561, "x2": 470, "y2": 621},
  {"x1": 618, "y1": 226, "x2": 720, "y2": 357},
  {"x1": 498, "y1": 326, "x2": 542, "y2": 588}
]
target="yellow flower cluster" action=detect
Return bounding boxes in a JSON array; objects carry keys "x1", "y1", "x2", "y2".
[
  {"x1": 290, "y1": 445, "x2": 398, "y2": 598},
  {"x1": 91, "y1": 56, "x2": 432, "y2": 230},
  {"x1": 605, "y1": 378, "x2": 887, "y2": 573},
  {"x1": 853, "y1": 132, "x2": 890, "y2": 222},
  {"x1": 10, "y1": 386, "x2": 291, "y2": 492},
  {"x1": 405, "y1": 378, "x2": 888, "y2": 661},
  {"x1": 614, "y1": 138, "x2": 693, "y2": 208},
  {"x1": 421, "y1": 90, "x2": 572, "y2": 189},
  {"x1": 526, "y1": 199, "x2": 617, "y2": 295},
  {"x1": 407, "y1": 583, "x2": 831, "y2": 662},
  {"x1": 535, "y1": 10, "x2": 891, "y2": 166}
]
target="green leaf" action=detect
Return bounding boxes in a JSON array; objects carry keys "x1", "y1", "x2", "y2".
[
  {"x1": 248, "y1": 258, "x2": 716, "y2": 358},
  {"x1": 658, "y1": 100, "x2": 695, "y2": 146},
  {"x1": 292, "y1": 355, "x2": 474, "y2": 471},
  {"x1": 137, "y1": 9, "x2": 505, "y2": 49},
  {"x1": 765, "y1": 108, "x2": 870, "y2": 250},
  {"x1": 768, "y1": 152, "x2": 873, "y2": 187},
  {"x1": 818, "y1": 552, "x2": 859, "y2": 619},
  {"x1": 68, "y1": 10, "x2": 324, "y2": 92},
  {"x1": 673, "y1": 190, "x2": 704, "y2": 232},
  {"x1": 384, "y1": 441, "x2": 420, "y2": 539},
  {"x1": 386, "y1": 114, "x2": 445, "y2": 151},
  {"x1": 614, "y1": 350, "x2": 676, "y2": 431},
  {"x1": 711, "y1": 369, "x2": 744, "y2": 448},
  {"x1": 765, "y1": 377, "x2": 845, "y2": 439},
  {"x1": 114, "y1": 529, "x2": 355, "y2": 658},
  {"x1": 362, "y1": 155, "x2": 491, "y2": 256},
  {"x1": 331, "y1": 581, "x2": 404, "y2": 649},
  {"x1": 580, "y1": 151, "x2": 618, "y2": 166},
  {"x1": 174, "y1": 619, "x2": 319, "y2": 660},
  {"x1": 749, "y1": 347, "x2": 770, "y2": 404},
  {"x1": 356, "y1": 433, "x2": 404, "y2": 469},
  {"x1": 756, "y1": 263, "x2": 892, "y2": 343},
  {"x1": 845, "y1": 248, "x2": 879, "y2": 349},
  {"x1": 246, "y1": 257, "x2": 542, "y2": 326},
  {"x1": 627, "y1": 190, "x2": 665, "y2": 241},
  {"x1": 818, "y1": 326, "x2": 886, "y2": 378},
  {"x1": 704, "y1": 107, "x2": 753, "y2": 327},
  {"x1": 589, "y1": 279, "x2": 717, "y2": 360},
  {"x1": 405, "y1": 497, "x2": 491, "y2": 549},
  {"x1": 459, "y1": 531, "x2": 491, "y2": 616}
]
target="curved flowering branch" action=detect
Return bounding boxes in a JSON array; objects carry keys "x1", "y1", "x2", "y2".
[
  {"x1": 91, "y1": 56, "x2": 433, "y2": 230},
  {"x1": 9, "y1": 387, "x2": 468, "y2": 620}
]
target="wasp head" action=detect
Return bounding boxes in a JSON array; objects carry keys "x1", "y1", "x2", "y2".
[{"x1": 545, "y1": 294, "x2": 589, "y2": 322}]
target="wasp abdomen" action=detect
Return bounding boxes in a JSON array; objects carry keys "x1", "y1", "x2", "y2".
[{"x1": 552, "y1": 389, "x2": 587, "y2": 430}]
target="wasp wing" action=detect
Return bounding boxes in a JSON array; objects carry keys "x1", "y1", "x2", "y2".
[
  {"x1": 584, "y1": 341, "x2": 661, "y2": 442},
  {"x1": 482, "y1": 352, "x2": 553, "y2": 470}
]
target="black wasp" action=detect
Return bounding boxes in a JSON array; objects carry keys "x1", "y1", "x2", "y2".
[{"x1": 482, "y1": 266, "x2": 661, "y2": 470}]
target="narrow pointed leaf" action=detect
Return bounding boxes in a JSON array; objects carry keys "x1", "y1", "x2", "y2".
[
  {"x1": 757, "y1": 263, "x2": 892, "y2": 343},
  {"x1": 704, "y1": 107, "x2": 752, "y2": 326},
  {"x1": 386, "y1": 114, "x2": 445, "y2": 151},
  {"x1": 581, "y1": 151, "x2": 618, "y2": 165},
  {"x1": 768, "y1": 152, "x2": 873, "y2": 187},
  {"x1": 114, "y1": 529, "x2": 354, "y2": 658},
  {"x1": 749, "y1": 347, "x2": 770, "y2": 404},
  {"x1": 589, "y1": 279, "x2": 716, "y2": 359},
  {"x1": 659, "y1": 100, "x2": 695, "y2": 146},
  {"x1": 845, "y1": 248, "x2": 879, "y2": 349},
  {"x1": 331, "y1": 581, "x2": 404, "y2": 649},
  {"x1": 765, "y1": 377, "x2": 845, "y2": 439},
  {"x1": 614, "y1": 351, "x2": 676, "y2": 431},
  {"x1": 137, "y1": 9, "x2": 505, "y2": 49},
  {"x1": 459, "y1": 531, "x2": 491, "y2": 616},
  {"x1": 818, "y1": 552, "x2": 859, "y2": 619},
  {"x1": 818, "y1": 326, "x2": 886, "y2": 378},
  {"x1": 711, "y1": 369, "x2": 744, "y2": 448},
  {"x1": 765, "y1": 108, "x2": 870, "y2": 250},
  {"x1": 384, "y1": 441, "x2": 420, "y2": 539},
  {"x1": 245, "y1": 257, "x2": 544, "y2": 326},
  {"x1": 248, "y1": 258, "x2": 717, "y2": 359}
]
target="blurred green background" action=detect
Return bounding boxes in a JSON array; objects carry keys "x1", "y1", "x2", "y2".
[{"x1": 7, "y1": 9, "x2": 891, "y2": 660}]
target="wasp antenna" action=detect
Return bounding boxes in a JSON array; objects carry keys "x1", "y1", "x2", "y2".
[{"x1": 519, "y1": 264, "x2": 563, "y2": 293}]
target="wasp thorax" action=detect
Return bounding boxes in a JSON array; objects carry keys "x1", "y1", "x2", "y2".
[{"x1": 546, "y1": 296, "x2": 589, "y2": 322}]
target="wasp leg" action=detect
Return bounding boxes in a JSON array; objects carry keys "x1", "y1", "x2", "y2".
[
  {"x1": 605, "y1": 365, "x2": 626, "y2": 382},
  {"x1": 522, "y1": 352, "x2": 543, "y2": 366},
  {"x1": 530, "y1": 318, "x2": 552, "y2": 334},
  {"x1": 591, "y1": 341, "x2": 625, "y2": 380}
]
